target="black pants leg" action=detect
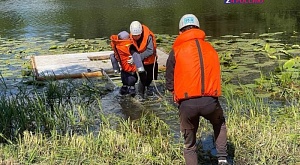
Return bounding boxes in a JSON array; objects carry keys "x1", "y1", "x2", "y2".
[
  {"x1": 121, "y1": 71, "x2": 138, "y2": 86},
  {"x1": 137, "y1": 62, "x2": 158, "y2": 95}
]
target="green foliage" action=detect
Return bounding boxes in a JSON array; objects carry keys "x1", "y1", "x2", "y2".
[
  {"x1": 0, "y1": 78, "x2": 110, "y2": 143},
  {"x1": 283, "y1": 56, "x2": 300, "y2": 70},
  {"x1": 223, "y1": 84, "x2": 300, "y2": 164},
  {"x1": 263, "y1": 43, "x2": 278, "y2": 59},
  {"x1": 0, "y1": 112, "x2": 183, "y2": 164},
  {"x1": 1, "y1": 30, "x2": 300, "y2": 165}
]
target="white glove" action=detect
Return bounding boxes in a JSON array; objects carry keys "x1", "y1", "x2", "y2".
[{"x1": 127, "y1": 56, "x2": 134, "y2": 64}]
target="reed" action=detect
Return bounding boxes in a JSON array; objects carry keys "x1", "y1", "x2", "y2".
[
  {"x1": 222, "y1": 84, "x2": 300, "y2": 164},
  {"x1": 0, "y1": 78, "x2": 184, "y2": 164},
  {"x1": 0, "y1": 78, "x2": 299, "y2": 164},
  {"x1": 1, "y1": 112, "x2": 184, "y2": 164}
]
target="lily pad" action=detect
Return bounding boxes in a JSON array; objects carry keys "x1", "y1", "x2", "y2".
[
  {"x1": 286, "y1": 49, "x2": 300, "y2": 56},
  {"x1": 291, "y1": 45, "x2": 300, "y2": 49}
]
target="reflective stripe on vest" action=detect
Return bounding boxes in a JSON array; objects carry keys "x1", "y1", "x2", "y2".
[{"x1": 195, "y1": 39, "x2": 205, "y2": 95}]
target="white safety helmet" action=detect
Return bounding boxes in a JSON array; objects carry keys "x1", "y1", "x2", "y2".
[
  {"x1": 179, "y1": 14, "x2": 200, "y2": 30},
  {"x1": 130, "y1": 21, "x2": 143, "y2": 35}
]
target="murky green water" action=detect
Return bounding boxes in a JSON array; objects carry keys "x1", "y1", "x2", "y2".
[
  {"x1": 0, "y1": 1, "x2": 299, "y2": 161},
  {"x1": 0, "y1": 0, "x2": 299, "y2": 39}
]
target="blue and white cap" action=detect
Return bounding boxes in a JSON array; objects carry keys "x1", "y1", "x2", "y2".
[
  {"x1": 179, "y1": 14, "x2": 200, "y2": 30},
  {"x1": 118, "y1": 31, "x2": 130, "y2": 40}
]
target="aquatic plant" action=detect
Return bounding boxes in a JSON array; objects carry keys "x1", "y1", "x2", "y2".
[
  {"x1": 0, "y1": 32, "x2": 300, "y2": 164},
  {"x1": 222, "y1": 84, "x2": 300, "y2": 164}
]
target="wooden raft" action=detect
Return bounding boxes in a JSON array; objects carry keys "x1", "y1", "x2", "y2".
[{"x1": 31, "y1": 49, "x2": 169, "y2": 81}]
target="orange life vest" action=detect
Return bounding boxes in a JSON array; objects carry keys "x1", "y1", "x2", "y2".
[
  {"x1": 110, "y1": 35, "x2": 136, "y2": 73},
  {"x1": 172, "y1": 29, "x2": 221, "y2": 102},
  {"x1": 130, "y1": 25, "x2": 157, "y2": 65}
]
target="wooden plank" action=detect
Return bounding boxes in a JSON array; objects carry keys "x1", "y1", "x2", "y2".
[
  {"x1": 31, "y1": 56, "x2": 39, "y2": 78},
  {"x1": 156, "y1": 49, "x2": 168, "y2": 71},
  {"x1": 36, "y1": 71, "x2": 103, "y2": 81},
  {"x1": 33, "y1": 51, "x2": 113, "y2": 80},
  {"x1": 32, "y1": 49, "x2": 169, "y2": 80},
  {"x1": 88, "y1": 55, "x2": 111, "y2": 61}
]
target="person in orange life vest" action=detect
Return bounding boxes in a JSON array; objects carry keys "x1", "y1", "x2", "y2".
[
  {"x1": 110, "y1": 31, "x2": 144, "y2": 96},
  {"x1": 165, "y1": 14, "x2": 229, "y2": 165},
  {"x1": 128, "y1": 21, "x2": 158, "y2": 100}
]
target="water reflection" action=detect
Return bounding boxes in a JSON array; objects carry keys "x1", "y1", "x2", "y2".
[{"x1": 0, "y1": 0, "x2": 299, "y2": 39}]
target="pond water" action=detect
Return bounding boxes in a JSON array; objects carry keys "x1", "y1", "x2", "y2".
[
  {"x1": 1, "y1": 1, "x2": 299, "y2": 161},
  {"x1": 0, "y1": 0, "x2": 299, "y2": 116},
  {"x1": 0, "y1": 0, "x2": 299, "y2": 124},
  {"x1": 0, "y1": 0, "x2": 299, "y2": 40}
]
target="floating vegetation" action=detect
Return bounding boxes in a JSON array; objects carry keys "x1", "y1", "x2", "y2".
[
  {"x1": 0, "y1": 31, "x2": 299, "y2": 99},
  {"x1": 0, "y1": 31, "x2": 299, "y2": 165}
]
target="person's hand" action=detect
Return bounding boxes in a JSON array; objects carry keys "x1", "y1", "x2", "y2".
[
  {"x1": 127, "y1": 56, "x2": 134, "y2": 64},
  {"x1": 114, "y1": 69, "x2": 120, "y2": 74}
]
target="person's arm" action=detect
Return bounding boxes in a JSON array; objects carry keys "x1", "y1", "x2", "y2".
[
  {"x1": 138, "y1": 36, "x2": 154, "y2": 60},
  {"x1": 165, "y1": 49, "x2": 175, "y2": 92}
]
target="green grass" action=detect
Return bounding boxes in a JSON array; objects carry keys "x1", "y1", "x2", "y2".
[
  {"x1": 0, "y1": 78, "x2": 184, "y2": 165},
  {"x1": 0, "y1": 79, "x2": 299, "y2": 165},
  {"x1": 0, "y1": 113, "x2": 183, "y2": 165},
  {"x1": 0, "y1": 34, "x2": 299, "y2": 164},
  {"x1": 223, "y1": 85, "x2": 300, "y2": 164}
]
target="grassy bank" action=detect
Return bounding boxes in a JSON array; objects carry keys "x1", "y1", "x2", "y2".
[
  {"x1": 0, "y1": 113, "x2": 183, "y2": 164},
  {"x1": 223, "y1": 85, "x2": 300, "y2": 164},
  {"x1": 0, "y1": 79, "x2": 299, "y2": 165}
]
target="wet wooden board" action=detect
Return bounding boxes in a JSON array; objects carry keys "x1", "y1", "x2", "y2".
[
  {"x1": 31, "y1": 51, "x2": 113, "y2": 80},
  {"x1": 156, "y1": 49, "x2": 168, "y2": 71},
  {"x1": 31, "y1": 49, "x2": 169, "y2": 80}
]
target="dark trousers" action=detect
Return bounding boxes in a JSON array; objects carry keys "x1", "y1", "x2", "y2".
[
  {"x1": 137, "y1": 62, "x2": 158, "y2": 95},
  {"x1": 121, "y1": 70, "x2": 138, "y2": 86},
  {"x1": 179, "y1": 97, "x2": 228, "y2": 165}
]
